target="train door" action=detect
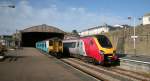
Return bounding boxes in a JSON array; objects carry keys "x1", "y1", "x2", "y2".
[
  {"x1": 53, "y1": 40, "x2": 58, "y2": 53},
  {"x1": 78, "y1": 40, "x2": 86, "y2": 56},
  {"x1": 71, "y1": 41, "x2": 80, "y2": 57},
  {"x1": 89, "y1": 39, "x2": 95, "y2": 56},
  {"x1": 49, "y1": 40, "x2": 53, "y2": 53},
  {"x1": 58, "y1": 41, "x2": 63, "y2": 53},
  {"x1": 69, "y1": 42, "x2": 77, "y2": 55},
  {"x1": 46, "y1": 41, "x2": 49, "y2": 52}
]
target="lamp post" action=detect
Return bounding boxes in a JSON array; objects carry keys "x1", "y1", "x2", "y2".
[
  {"x1": 128, "y1": 17, "x2": 138, "y2": 56},
  {"x1": 0, "y1": 4, "x2": 15, "y2": 48}
]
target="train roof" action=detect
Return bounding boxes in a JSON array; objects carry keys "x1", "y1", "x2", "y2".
[
  {"x1": 63, "y1": 35, "x2": 107, "y2": 42},
  {"x1": 80, "y1": 34, "x2": 107, "y2": 38},
  {"x1": 37, "y1": 37, "x2": 62, "y2": 43},
  {"x1": 46, "y1": 37, "x2": 62, "y2": 41},
  {"x1": 63, "y1": 39, "x2": 79, "y2": 43}
]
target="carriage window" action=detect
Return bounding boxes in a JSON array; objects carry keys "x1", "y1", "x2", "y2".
[
  {"x1": 45, "y1": 43, "x2": 46, "y2": 47},
  {"x1": 44, "y1": 43, "x2": 45, "y2": 47},
  {"x1": 49, "y1": 40, "x2": 53, "y2": 46},
  {"x1": 77, "y1": 42, "x2": 79, "y2": 47},
  {"x1": 64, "y1": 42, "x2": 76, "y2": 48},
  {"x1": 71, "y1": 42, "x2": 76, "y2": 48},
  {"x1": 42, "y1": 44, "x2": 44, "y2": 48},
  {"x1": 80, "y1": 42, "x2": 82, "y2": 45}
]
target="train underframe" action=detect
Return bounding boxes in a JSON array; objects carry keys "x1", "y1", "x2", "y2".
[
  {"x1": 49, "y1": 51, "x2": 63, "y2": 59},
  {"x1": 70, "y1": 53, "x2": 120, "y2": 66}
]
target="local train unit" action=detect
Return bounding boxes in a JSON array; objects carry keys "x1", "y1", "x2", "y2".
[
  {"x1": 63, "y1": 35, "x2": 119, "y2": 64},
  {"x1": 36, "y1": 37, "x2": 63, "y2": 58},
  {"x1": 0, "y1": 42, "x2": 7, "y2": 60}
]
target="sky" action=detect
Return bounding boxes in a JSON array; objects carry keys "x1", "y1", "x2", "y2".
[{"x1": 0, "y1": 0, "x2": 150, "y2": 35}]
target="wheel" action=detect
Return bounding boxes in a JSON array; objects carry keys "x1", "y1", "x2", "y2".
[
  {"x1": 56, "y1": 53, "x2": 61, "y2": 59},
  {"x1": 92, "y1": 58, "x2": 99, "y2": 65}
]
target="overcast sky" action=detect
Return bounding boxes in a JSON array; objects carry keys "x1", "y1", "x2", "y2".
[{"x1": 0, "y1": 0, "x2": 150, "y2": 35}]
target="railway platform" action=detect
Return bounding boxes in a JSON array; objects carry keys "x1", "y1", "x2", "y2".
[
  {"x1": 118, "y1": 54, "x2": 150, "y2": 64},
  {"x1": 0, "y1": 47, "x2": 98, "y2": 81},
  {"x1": 118, "y1": 54, "x2": 150, "y2": 74}
]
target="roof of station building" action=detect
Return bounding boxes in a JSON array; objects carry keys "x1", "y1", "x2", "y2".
[{"x1": 21, "y1": 24, "x2": 64, "y2": 33}]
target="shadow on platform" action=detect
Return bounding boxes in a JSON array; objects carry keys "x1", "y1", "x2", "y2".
[{"x1": 0, "y1": 55, "x2": 26, "y2": 62}]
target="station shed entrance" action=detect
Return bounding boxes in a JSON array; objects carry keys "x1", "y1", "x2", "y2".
[{"x1": 19, "y1": 24, "x2": 64, "y2": 47}]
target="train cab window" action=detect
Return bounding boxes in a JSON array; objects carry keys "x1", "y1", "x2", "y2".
[
  {"x1": 59, "y1": 41, "x2": 62, "y2": 46},
  {"x1": 97, "y1": 35, "x2": 112, "y2": 48},
  {"x1": 49, "y1": 40, "x2": 53, "y2": 46}
]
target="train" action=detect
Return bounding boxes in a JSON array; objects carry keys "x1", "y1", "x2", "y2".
[
  {"x1": 36, "y1": 37, "x2": 63, "y2": 58},
  {"x1": 35, "y1": 35, "x2": 119, "y2": 65},
  {"x1": 63, "y1": 35, "x2": 119, "y2": 65},
  {"x1": 0, "y1": 42, "x2": 7, "y2": 59}
]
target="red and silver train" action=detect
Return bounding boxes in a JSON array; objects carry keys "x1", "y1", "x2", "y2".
[{"x1": 63, "y1": 35, "x2": 119, "y2": 64}]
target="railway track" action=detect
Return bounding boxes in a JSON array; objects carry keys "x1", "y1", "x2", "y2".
[{"x1": 61, "y1": 58, "x2": 150, "y2": 81}]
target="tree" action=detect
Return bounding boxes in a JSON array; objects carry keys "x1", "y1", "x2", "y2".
[{"x1": 72, "y1": 30, "x2": 79, "y2": 36}]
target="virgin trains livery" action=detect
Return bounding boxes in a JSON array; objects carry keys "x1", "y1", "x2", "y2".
[{"x1": 63, "y1": 35, "x2": 119, "y2": 64}]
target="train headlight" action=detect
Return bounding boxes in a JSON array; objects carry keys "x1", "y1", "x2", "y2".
[{"x1": 100, "y1": 50, "x2": 105, "y2": 55}]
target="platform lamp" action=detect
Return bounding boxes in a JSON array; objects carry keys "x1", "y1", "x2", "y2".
[
  {"x1": 128, "y1": 16, "x2": 137, "y2": 56},
  {"x1": 0, "y1": 4, "x2": 15, "y2": 48},
  {"x1": 128, "y1": 16, "x2": 141, "y2": 57},
  {"x1": 8, "y1": 5, "x2": 15, "y2": 8},
  {"x1": 0, "y1": 5, "x2": 15, "y2": 8}
]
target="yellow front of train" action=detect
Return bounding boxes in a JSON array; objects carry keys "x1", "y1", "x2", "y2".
[
  {"x1": 94, "y1": 35, "x2": 119, "y2": 64},
  {"x1": 54, "y1": 41, "x2": 63, "y2": 53}
]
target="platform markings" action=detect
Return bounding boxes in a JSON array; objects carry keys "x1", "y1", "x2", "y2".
[{"x1": 120, "y1": 58, "x2": 150, "y2": 65}]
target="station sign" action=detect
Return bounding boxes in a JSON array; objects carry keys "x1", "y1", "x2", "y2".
[{"x1": 131, "y1": 36, "x2": 138, "y2": 38}]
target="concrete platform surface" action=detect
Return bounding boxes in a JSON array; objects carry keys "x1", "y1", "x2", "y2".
[
  {"x1": 118, "y1": 54, "x2": 150, "y2": 64},
  {"x1": 0, "y1": 47, "x2": 98, "y2": 81}
]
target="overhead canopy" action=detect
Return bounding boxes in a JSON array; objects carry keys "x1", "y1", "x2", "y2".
[
  {"x1": 21, "y1": 24, "x2": 64, "y2": 33},
  {"x1": 19, "y1": 24, "x2": 65, "y2": 47}
]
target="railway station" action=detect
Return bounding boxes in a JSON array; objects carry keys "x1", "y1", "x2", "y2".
[
  {"x1": 0, "y1": 24, "x2": 150, "y2": 81},
  {"x1": 0, "y1": 25, "x2": 150, "y2": 81},
  {"x1": 1, "y1": 0, "x2": 150, "y2": 81},
  {"x1": 18, "y1": 24, "x2": 64, "y2": 47}
]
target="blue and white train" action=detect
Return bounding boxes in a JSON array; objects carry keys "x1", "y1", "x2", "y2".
[{"x1": 36, "y1": 38, "x2": 63, "y2": 58}]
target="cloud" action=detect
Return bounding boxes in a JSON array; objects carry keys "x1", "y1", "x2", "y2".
[{"x1": 0, "y1": 0, "x2": 129, "y2": 35}]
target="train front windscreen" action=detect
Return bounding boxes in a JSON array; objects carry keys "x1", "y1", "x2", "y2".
[{"x1": 96, "y1": 35, "x2": 112, "y2": 48}]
